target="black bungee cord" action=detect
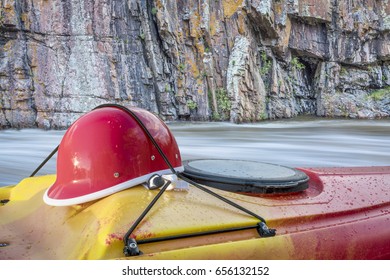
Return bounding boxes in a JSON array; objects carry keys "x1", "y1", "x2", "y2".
[
  {"x1": 30, "y1": 103, "x2": 276, "y2": 257},
  {"x1": 30, "y1": 145, "x2": 59, "y2": 177}
]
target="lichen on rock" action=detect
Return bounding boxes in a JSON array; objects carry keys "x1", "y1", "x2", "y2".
[{"x1": 1, "y1": 0, "x2": 389, "y2": 129}]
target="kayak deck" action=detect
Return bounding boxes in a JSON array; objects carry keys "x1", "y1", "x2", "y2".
[{"x1": 1, "y1": 166, "x2": 390, "y2": 260}]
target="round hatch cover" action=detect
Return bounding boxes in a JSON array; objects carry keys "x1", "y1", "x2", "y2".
[{"x1": 183, "y1": 159, "x2": 309, "y2": 194}]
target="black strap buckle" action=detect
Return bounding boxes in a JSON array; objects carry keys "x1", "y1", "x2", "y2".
[
  {"x1": 123, "y1": 238, "x2": 141, "y2": 256},
  {"x1": 257, "y1": 222, "x2": 276, "y2": 237},
  {"x1": 146, "y1": 174, "x2": 165, "y2": 190}
]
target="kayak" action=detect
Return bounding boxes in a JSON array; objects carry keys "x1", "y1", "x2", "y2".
[
  {"x1": 1, "y1": 104, "x2": 389, "y2": 260},
  {"x1": 1, "y1": 165, "x2": 389, "y2": 260}
]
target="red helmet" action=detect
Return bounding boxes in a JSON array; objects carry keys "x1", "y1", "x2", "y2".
[{"x1": 43, "y1": 106, "x2": 183, "y2": 206}]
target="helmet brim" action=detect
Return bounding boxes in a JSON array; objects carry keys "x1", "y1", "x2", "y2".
[{"x1": 43, "y1": 166, "x2": 184, "y2": 206}]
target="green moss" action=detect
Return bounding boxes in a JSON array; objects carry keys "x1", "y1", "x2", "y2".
[
  {"x1": 214, "y1": 88, "x2": 231, "y2": 120},
  {"x1": 340, "y1": 67, "x2": 348, "y2": 76},
  {"x1": 187, "y1": 100, "x2": 197, "y2": 110},
  {"x1": 216, "y1": 88, "x2": 231, "y2": 112},
  {"x1": 258, "y1": 111, "x2": 267, "y2": 120},
  {"x1": 259, "y1": 52, "x2": 272, "y2": 76},
  {"x1": 178, "y1": 63, "x2": 185, "y2": 73},
  {"x1": 368, "y1": 87, "x2": 390, "y2": 101},
  {"x1": 290, "y1": 57, "x2": 305, "y2": 71},
  {"x1": 151, "y1": 7, "x2": 158, "y2": 15}
]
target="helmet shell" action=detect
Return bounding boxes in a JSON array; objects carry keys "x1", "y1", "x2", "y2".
[{"x1": 43, "y1": 106, "x2": 183, "y2": 206}]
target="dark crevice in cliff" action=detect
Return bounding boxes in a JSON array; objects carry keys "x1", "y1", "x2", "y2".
[
  {"x1": 141, "y1": 0, "x2": 162, "y2": 114},
  {"x1": 59, "y1": 40, "x2": 72, "y2": 101},
  {"x1": 149, "y1": 5, "x2": 174, "y2": 67},
  {"x1": 147, "y1": 0, "x2": 180, "y2": 118},
  {"x1": 110, "y1": 0, "x2": 130, "y2": 102},
  {"x1": 61, "y1": 0, "x2": 73, "y2": 36},
  {"x1": 90, "y1": 0, "x2": 98, "y2": 42},
  {"x1": 330, "y1": 0, "x2": 340, "y2": 61},
  {"x1": 23, "y1": 35, "x2": 37, "y2": 127},
  {"x1": 222, "y1": 19, "x2": 231, "y2": 65}
]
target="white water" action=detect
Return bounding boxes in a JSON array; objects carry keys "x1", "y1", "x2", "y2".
[{"x1": 1, "y1": 118, "x2": 390, "y2": 186}]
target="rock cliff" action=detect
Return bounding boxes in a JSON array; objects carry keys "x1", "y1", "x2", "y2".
[{"x1": 1, "y1": 0, "x2": 389, "y2": 128}]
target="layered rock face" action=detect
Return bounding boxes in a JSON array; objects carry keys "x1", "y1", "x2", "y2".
[{"x1": 0, "y1": 0, "x2": 389, "y2": 128}]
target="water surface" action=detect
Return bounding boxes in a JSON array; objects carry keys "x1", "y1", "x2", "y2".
[{"x1": 1, "y1": 118, "x2": 389, "y2": 186}]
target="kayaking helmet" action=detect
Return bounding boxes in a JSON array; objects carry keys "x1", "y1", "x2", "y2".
[{"x1": 43, "y1": 105, "x2": 183, "y2": 206}]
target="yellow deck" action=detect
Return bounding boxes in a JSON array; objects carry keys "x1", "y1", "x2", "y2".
[{"x1": 2, "y1": 168, "x2": 390, "y2": 260}]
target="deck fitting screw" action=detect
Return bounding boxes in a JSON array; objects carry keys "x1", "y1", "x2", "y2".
[
  {"x1": 151, "y1": 155, "x2": 155, "y2": 161},
  {"x1": 114, "y1": 172, "x2": 120, "y2": 178}
]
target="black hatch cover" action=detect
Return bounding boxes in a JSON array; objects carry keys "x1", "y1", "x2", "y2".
[{"x1": 183, "y1": 159, "x2": 309, "y2": 194}]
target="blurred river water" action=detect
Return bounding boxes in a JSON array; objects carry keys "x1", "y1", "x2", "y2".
[{"x1": 1, "y1": 117, "x2": 389, "y2": 186}]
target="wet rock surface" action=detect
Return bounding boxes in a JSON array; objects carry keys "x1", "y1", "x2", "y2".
[{"x1": 0, "y1": 0, "x2": 389, "y2": 128}]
